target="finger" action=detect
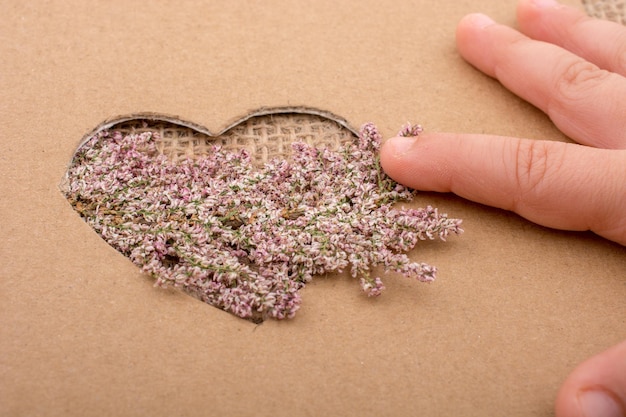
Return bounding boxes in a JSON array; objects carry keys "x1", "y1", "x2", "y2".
[
  {"x1": 379, "y1": 133, "x2": 626, "y2": 245},
  {"x1": 456, "y1": 13, "x2": 626, "y2": 150},
  {"x1": 517, "y1": 0, "x2": 626, "y2": 77},
  {"x1": 555, "y1": 339, "x2": 626, "y2": 417}
]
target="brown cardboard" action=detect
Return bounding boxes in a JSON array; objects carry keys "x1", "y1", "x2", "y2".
[{"x1": 1, "y1": 1, "x2": 624, "y2": 416}]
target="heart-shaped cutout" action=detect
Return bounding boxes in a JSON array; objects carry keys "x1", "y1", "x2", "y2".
[{"x1": 62, "y1": 108, "x2": 462, "y2": 322}]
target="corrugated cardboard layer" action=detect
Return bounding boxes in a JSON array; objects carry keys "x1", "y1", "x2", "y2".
[{"x1": 1, "y1": 1, "x2": 624, "y2": 416}]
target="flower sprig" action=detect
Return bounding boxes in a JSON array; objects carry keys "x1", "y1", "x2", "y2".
[{"x1": 65, "y1": 122, "x2": 462, "y2": 322}]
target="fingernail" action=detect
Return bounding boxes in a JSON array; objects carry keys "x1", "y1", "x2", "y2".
[
  {"x1": 466, "y1": 13, "x2": 496, "y2": 29},
  {"x1": 531, "y1": 0, "x2": 560, "y2": 8},
  {"x1": 386, "y1": 136, "x2": 418, "y2": 157},
  {"x1": 578, "y1": 390, "x2": 624, "y2": 417}
]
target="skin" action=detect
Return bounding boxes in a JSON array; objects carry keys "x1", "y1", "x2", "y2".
[{"x1": 379, "y1": 0, "x2": 626, "y2": 416}]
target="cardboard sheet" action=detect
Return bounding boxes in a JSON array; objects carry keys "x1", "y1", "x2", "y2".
[{"x1": 2, "y1": 1, "x2": 624, "y2": 416}]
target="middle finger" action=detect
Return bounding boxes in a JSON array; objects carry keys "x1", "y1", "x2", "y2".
[{"x1": 456, "y1": 13, "x2": 626, "y2": 149}]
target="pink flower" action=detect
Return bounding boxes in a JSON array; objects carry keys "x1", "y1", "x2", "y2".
[{"x1": 65, "y1": 122, "x2": 462, "y2": 321}]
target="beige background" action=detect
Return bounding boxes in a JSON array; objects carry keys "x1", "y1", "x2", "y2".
[{"x1": 1, "y1": 1, "x2": 625, "y2": 416}]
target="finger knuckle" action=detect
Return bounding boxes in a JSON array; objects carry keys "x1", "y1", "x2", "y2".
[
  {"x1": 549, "y1": 59, "x2": 611, "y2": 111},
  {"x1": 512, "y1": 140, "x2": 553, "y2": 203}
]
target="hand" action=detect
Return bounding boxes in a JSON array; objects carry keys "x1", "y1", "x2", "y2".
[{"x1": 379, "y1": 0, "x2": 626, "y2": 416}]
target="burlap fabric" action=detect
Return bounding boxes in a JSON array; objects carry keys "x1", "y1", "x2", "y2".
[
  {"x1": 583, "y1": 0, "x2": 626, "y2": 24},
  {"x1": 93, "y1": 112, "x2": 357, "y2": 167},
  {"x1": 73, "y1": 1, "x2": 624, "y2": 167}
]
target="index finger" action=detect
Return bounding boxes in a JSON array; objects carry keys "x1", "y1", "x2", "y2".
[{"x1": 379, "y1": 132, "x2": 626, "y2": 245}]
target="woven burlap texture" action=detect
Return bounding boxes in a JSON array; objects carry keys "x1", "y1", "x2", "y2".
[
  {"x1": 583, "y1": 0, "x2": 626, "y2": 24},
  {"x1": 109, "y1": 113, "x2": 357, "y2": 167},
  {"x1": 83, "y1": 1, "x2": 624, "y2": 165}
]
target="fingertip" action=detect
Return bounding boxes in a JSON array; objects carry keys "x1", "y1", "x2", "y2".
[
  {"x1": 577, "y1": 390, "x2": 624, "y2": 417},
  {"x1": 379, "y1": 135, "x2": 420, "y2": 187},
  {"x1": 516, "y1": 0, "x2": 567, "y2": 38},
  {"x1": 379, "y1": 133, "x2": 450, "y2": 192},
  {"x1": 555, "y1": 340, "x2": 626, "y2": 417},
  {"x1": 455, "y1": 13, "x2": 499, "y2": 76},
  {"x1": 381, "y1": 135, "x2": 420, "y2": 159},
  {"x1": 516, "y1": 0, "x2": 541, "y2": 31},
  {"x1": 459, "y1": 13, "x2": 496, "y2": 30},
  {"x1": 456, "y1": 13, "x2": 496, "y2": 47},
  {"x1": 518, "y1": 0, "x2": 562, "y2": 13}
]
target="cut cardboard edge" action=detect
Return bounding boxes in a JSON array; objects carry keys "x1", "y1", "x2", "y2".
[
  {"x1": 59, "y1": 106, "x2": 359, "y2": 195},
  {"x1": 74, "y1": 106, "x2": 359, "y2": 152}
]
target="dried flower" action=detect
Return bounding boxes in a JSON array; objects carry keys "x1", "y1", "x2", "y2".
[
  {"x1": 65, "y1": 122, "x2": 462, "y2": 322},
  {"x1": 398, "y1": 122, "x2": 424, "y2": 137}
]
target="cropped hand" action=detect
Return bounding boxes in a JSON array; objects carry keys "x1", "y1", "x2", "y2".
[
  {"x1": 381, "y1": 0, "x2": 626, "y2": 246},
  {"x1": 380, "y1": 0, "x2": 626, "y2": 415}
]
